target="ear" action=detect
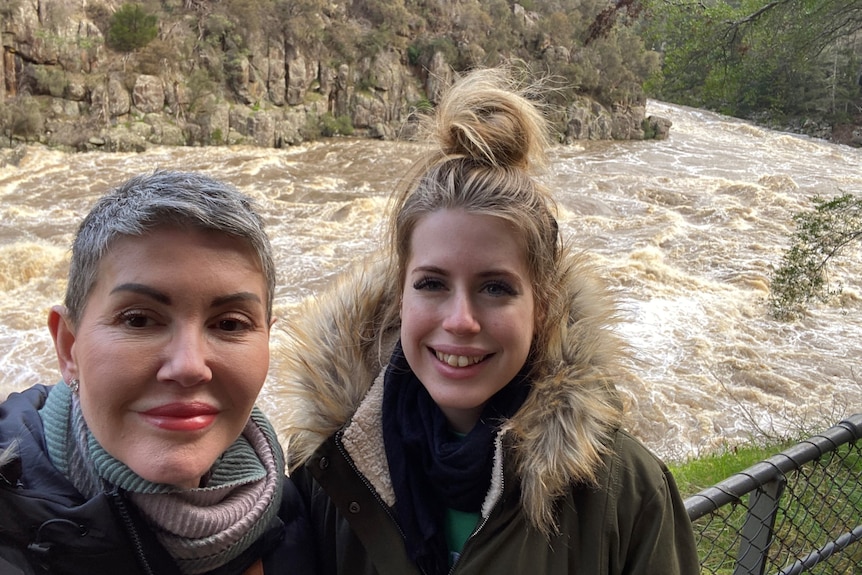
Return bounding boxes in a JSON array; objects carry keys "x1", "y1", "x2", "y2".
[{"x1": 48, "y1": 305, "x2": 78, "y2": 383}]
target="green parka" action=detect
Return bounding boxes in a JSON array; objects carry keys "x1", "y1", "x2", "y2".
[{"x1": 280, "y1": 255, "x2": 700, "y2": 575}]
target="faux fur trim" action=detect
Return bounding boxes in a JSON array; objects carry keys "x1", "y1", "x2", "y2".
[{"x1": 280, "y1": 258, "x2": 395, "y2": 469}]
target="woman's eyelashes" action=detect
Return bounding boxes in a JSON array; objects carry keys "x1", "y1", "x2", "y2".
[
  {"x1": 483, "y1": 280, "x2": 519, "y2": 297},
  {"x1": 117, "y1": 309, "x2": 157, "y2": 329},
  {"x1": 411, "y1": 276, "x2": 519, "y2": 297},
  {"x1": 212, "y1": 314, "x2": 256, "y2": 333},
  {"x1": 114, "y1": 309, "x2": 257, "y2": 333},
  {"x1": 412, "y1": 275, "x2": 445, "y2": 291}
]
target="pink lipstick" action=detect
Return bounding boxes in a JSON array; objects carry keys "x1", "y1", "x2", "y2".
[{"x1": 140, "y1": 402, "x2": 218, "y2": 432}]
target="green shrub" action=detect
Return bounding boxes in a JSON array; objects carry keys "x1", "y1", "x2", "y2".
[
  {"x1": 32, "y1": 66, "x2": 66, "y2": 98},
  {"x1": 407, "y1": 44, "x2": 422, "y2": 66},
  {"x1": 107, "y1": 3, "x2": 158, "y2": 53},
  {"x1": 320, "y1": 113, "x2": 354, "y2": 137}
]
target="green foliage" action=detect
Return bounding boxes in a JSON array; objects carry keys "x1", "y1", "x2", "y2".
[
  {"x1": 322, "y1": 20, "x2": 365, "y2": 64},
  {"x1": 407, "y1": 36, "x2": 459, "y2": 70},
  {"x1": 643, "y1": 0, "x2": 862, "y2": 123},
  {"x1": 109, "y1": 0, "x2": 656, "y2": 111},
  {"x1": 136, "y1": 38, "x2": 180, "y2": 75},
  {"x1": 299, "y1": 112, "x2": 322, "y2": 140},
  {"x1": 641, "y1": 117, "x2": 657, "y2": 140},
  {"x1": 270, "y1": 0, "x2": 327, "y2": 51},
  {"x1": 198, "y1": 0, "x2": 328, "y2": 52},
  {"x1": 769, "y1": 193, "x2": 862, "y2": 319},
  {"x1": 406, "y1": 44, "x2": 421, "y2": 66},
  {"x1": 108, "y1": 3, "x2": 158, "y2": 53},
  {"x1": 405, "y1": 0, "x2": 658, "y2": 105},
  {"x1": 32, "y1": 66, "x2": 67, "y2": 98},
  {"x1": 185, "y1": 68, "x2": 219, "y2": 114},
  {"x1": 223, "y1": 47, "x2": 249, "y2": 94},
  {"x1": 5, "y1": 0, "x2": 663, "y2": 143},
  {"x1": 358, "y1": 28, "x2": 397, "y2": 57},
  {"x1": 351, "y1": 0, "x2": 412, "y2": 35},
  {"x1": 319, "y1": 113, "x2": 354, "y2": 137},
  {"x1": 410, "y1": 98, "x2": 433, "y2": 113},
  {"x1": 583, "y1": 28, "x2": 656, "y2": 104},
  {"x1": 202, "y1": 12, "x2": 234, "y2": 42}
]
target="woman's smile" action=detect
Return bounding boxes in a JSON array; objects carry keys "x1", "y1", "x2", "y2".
[
  {"x1": 140, "y1": 401, "x2": 220, "y2": 432},
  {"x1": 433, "y1": 349, "x2": 488, "y2": 368}
]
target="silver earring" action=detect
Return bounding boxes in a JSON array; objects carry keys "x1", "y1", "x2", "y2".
[{"x1": 68, "y1": 378, "x2": 80, "y2": 394}]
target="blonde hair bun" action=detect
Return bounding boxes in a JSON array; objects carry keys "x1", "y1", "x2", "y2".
[{"x1": 430, "y1": 67, "x2": 550, "y2": 172}]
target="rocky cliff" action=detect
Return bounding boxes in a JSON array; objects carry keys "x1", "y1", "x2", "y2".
[{"x1": 1, "y1": 1, "x2": 670, "y2": 152}]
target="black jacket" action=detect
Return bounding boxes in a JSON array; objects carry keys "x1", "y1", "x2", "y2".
[{"x1": 0, "y1": 385, "x2": 316, "y2": 575}]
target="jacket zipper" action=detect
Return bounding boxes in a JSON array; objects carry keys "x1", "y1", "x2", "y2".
[
  {"x1": 447, "y1": 447, "x2": 505, "y2": 575},
  {"x1": 111, "y1": 490, "x2": 156, "y2": 575},
  {"x1": 333, "y1": 432, "x2": 425, "y2": 574}
]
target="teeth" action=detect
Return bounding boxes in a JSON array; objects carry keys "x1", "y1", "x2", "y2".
[{"x1": 435, "y1": 351, "x2": 484, "y2": 367}]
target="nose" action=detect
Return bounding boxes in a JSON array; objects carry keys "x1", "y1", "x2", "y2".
[
  {"x1": 157, "y1": 326, "x2": 213, "y2": 386},
  {"x1": 442, "y1": 292, "x2": 481, "y2": 335}
]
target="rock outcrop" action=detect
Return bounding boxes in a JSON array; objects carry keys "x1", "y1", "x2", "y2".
[{"x1": 1, "y1": 1, "x2": 668, "y2": 152}]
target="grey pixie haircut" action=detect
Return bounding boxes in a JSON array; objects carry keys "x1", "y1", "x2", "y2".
[{"x1": 64, "y1": 170, "x2": 276, "y2": 324}]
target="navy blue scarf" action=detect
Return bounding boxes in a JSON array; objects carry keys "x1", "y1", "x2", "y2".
[{"x1": 382, "y1": 341, "x2": 530, "y2": 575}]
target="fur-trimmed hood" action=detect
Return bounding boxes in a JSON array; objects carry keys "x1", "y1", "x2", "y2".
[{"x1": 278, "y1": 252, "x2": 627, "y2": 533}]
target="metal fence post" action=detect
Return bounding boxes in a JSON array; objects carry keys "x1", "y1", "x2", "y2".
[{"x1": 733, "y1": 476, "x2": 786, "y2": 575}]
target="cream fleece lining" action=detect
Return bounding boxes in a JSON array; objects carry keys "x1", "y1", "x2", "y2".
[{"x1": 340, "y1": 374, "x2": 505, "y2": 518}]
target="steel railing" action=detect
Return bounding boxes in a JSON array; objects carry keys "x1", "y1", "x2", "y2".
[{"x1": 684, "y1": 413, "x2": 862, "y2": 575}]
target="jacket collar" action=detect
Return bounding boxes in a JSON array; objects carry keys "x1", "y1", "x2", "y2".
[{"x1": 337, "y1": 374, "x2": 507, "y2": 519}]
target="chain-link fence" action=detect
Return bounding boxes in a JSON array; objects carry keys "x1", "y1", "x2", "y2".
[{"x1": 684, "y1": 414, "x2": 862, "y2": 575}]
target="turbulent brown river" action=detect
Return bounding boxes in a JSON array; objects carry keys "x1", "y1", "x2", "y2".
[{"x1": 1, "y1": 101, "x2": 860, "y2": 461}]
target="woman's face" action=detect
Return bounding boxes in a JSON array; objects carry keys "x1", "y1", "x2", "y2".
[
  {"x1": 400, "y1": 209, "x2": 535, "y2": 433},
  {"x1": 50, "y1": 226, "x2": 271, "y2": 488}
]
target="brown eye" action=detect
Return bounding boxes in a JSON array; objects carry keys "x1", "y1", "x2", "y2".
[
  {"x1": 218, "y1": 319, "x2": 243, "y2": 331},
  {"x1": 214, "y1": 315, "x2": 254, "y2": 332},
  {"x1": 119, "y1": 310, "x2": 152, "y2": 328}
]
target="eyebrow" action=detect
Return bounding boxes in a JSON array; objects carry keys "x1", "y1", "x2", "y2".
[
  {"x1": 211, "y1": 292, "x2": 263, "y2": 307},
  {"x1": 111, "y1": 283, "x2": 263, "y2": 307},
  {"x1": 111, "y1": 283, "x2": 170, "y2": 304},
  {"x1": 411, "y1": 265, "x2": 524, "y2": 281}
]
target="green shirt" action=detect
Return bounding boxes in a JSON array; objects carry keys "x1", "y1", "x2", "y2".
[
  {"x1": 444, "y1": 430, "x2": 481, "y2": 566},
  {"x1": 446, "y1": 506, "x2": 480, "y2": 567}
]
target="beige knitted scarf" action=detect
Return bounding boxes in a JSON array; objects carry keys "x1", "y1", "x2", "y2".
[{"x1": 41, "y1": 382, "x2": 284, "y2": 574}]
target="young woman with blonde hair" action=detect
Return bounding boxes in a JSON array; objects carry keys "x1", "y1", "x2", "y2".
[{"x1": 283, "y1": 67, "x2": 699, "y2": 575}]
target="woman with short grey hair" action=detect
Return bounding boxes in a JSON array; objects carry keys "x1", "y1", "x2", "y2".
[{"x1": 0, "y1": 171, "x2": 315, "y2": 575}]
